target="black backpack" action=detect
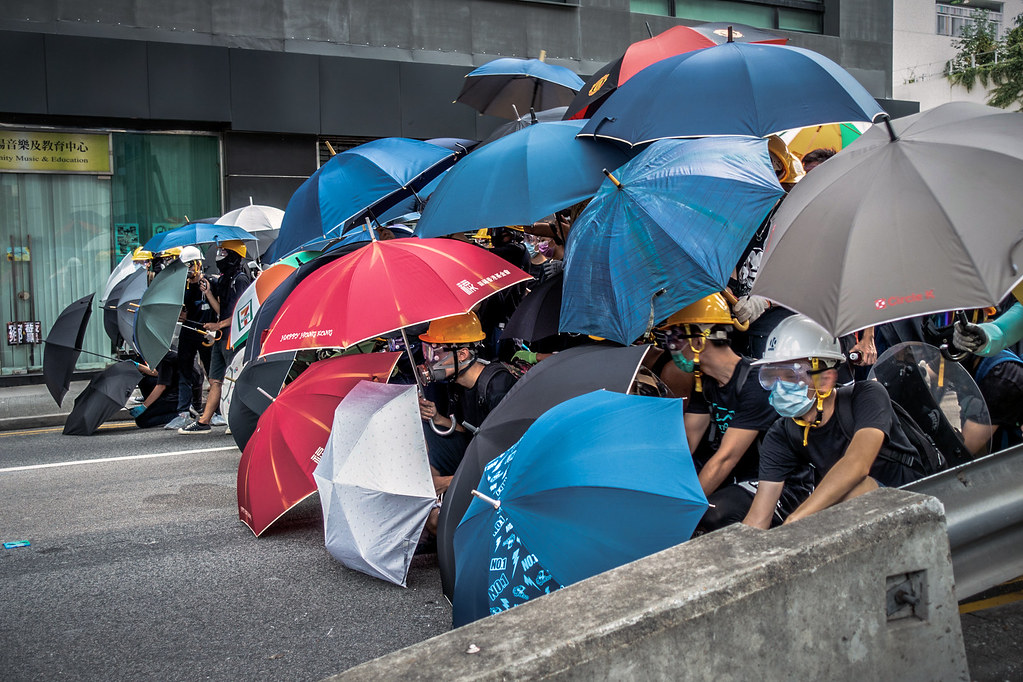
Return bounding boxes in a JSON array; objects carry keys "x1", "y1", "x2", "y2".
[{"x1": 835, "y1": 383, "x2": 947, "y2": 477}]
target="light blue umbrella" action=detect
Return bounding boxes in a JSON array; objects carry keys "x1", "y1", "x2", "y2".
[
  {"x1": 452, "y1": 389, "x2": 706, "y2": 627},
  {"x1": 456, "y1": 57, "x2": 584, "y2": 119},
  {"x1": 142, "y1": 223, "x2": 255, "y2": 253},
  {"x1": 415, "y1": 120, "x2": 629, "y2": 238},
  {"x1": 559, "y1": 136, "x2": 784, "y2": 345}
]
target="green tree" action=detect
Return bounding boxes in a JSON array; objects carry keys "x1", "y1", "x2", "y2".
[
  {"x1": 944, "y1": 9, "x2": 999, "y2": 92},
  {"x1": 986, "y1": 14, "x2": 1023, "y2": 110}
]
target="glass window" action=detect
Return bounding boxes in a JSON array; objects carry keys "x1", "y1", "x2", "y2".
[
  {"x1": 631, "y1": 0, "x2": 672, "y2": 16},
  {"x1": 778, "y1": 8, "x2": 822, "y2": 33},
  {"x1": 672, "y1": 0, "x2": 776, "y2": 27}
]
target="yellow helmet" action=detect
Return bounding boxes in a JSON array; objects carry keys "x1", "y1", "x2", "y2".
[
  {"x1": 660, "y1": 293, "x2": 733, "y2": 328},
  {"x1": 132, "y1": 248, "x2": 153, "y2": 262},
  {"x1": 767, "y1": 135, "x2": 805, "y2": 185},
  {"x1": 220, "y1": 239, "x2": 247, "y2": 258},
  {"x1": 159, "y1": 246, "x2": 183, "y2": 258},
  {"x1": 1014, "y1": 281, "x2": 1023, "y2": 305},
  {"x1": 419, "y1": 312, "x2": 486, "y2": 344}
]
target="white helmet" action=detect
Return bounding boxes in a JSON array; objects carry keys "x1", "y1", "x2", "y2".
[
  {"x1": 179, "y1": 245, "x2": 203, "y2": 264},
  {"x1": 751, "y1": 314, "x2": 845, "y2": 366}
]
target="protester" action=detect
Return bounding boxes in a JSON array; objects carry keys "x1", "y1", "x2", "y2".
[
  {"x1": 165, "y1": 245, "x2": 213, "y2": 430},
  {"x1": 954, "y1": 284, "x2": 1023, "y2": 357},
  {"x1": 742, "y1": 315, "x2": 923, "y2": 529},
  {"x1": 132, "y1": 352, "x2": 182, "y2": 428},
  {"x1": 799, "y1": 147, "x2": 836, "y2": 172}
]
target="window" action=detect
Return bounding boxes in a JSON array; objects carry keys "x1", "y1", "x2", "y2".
[
  {"x1": 631, "y1": 0, "x2": 824, "y2": 34},
  {"x1": 936, "y1": 2, "x2": 1003, "y2": 37}
]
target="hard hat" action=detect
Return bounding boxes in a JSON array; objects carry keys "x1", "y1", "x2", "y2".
[
  {"x1": 1014, "y1": 281, "x2": 1023, "y2": 305},
  {"x1": 160, "y1": 246, "x2": 183, "y2": 258},
  {"x1": 219, "y1": 240, "x2": 247, "y2": 258},
  {"x1": 751, "y1": 314, "x2": 845, "y2": 366},
  {"x1": 179, "y1": 245, "x2": 203, "y2": 263},
  {"x1": 660, "y1": 293, "x2": 734, "y2": 328},
  {"x1": 132, "y1": 248, "x2": 153, "y2": 262},
  {"x1": 767, "y1": 135, "x2": 806, "y2": 185},
  {"x1": 419, "y1": 312, "x2": 486, "y2": 345}
]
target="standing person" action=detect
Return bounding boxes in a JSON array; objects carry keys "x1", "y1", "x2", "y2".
[
  {"x1": 165, "y1": 245, "x2": 213, "y2": 430},
  {"x1": 178, "y1": 240, "x2": 251, "y2": 434}
]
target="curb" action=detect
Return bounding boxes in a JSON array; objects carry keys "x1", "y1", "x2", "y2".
[{"x1": 0, "y1": 409, "x2": 133, "y2": 433}]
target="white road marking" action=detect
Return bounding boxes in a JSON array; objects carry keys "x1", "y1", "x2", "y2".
[{"x1": 0, "y1": 446, "x2": 237, "y2": 473}]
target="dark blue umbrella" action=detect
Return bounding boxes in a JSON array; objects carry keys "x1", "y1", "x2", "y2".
[
  {"x1": 456, "y1": 58, "x2": 584, "y2": 120},
  {"x1": 142, "y1": 223, "x2": 255, "y2": 253},
  {"x1": 578, "y1": 42, "x2": 885, "y2": 146},
  {"x1": 559, "y1": 136, "x2": 784, "y2": 345},
  {"x1": 415, "y1": 120, "x2": 629, "y2": 238},
  {"x1": 272, "y1": 138, "x2": 460, "y2": 259},
  {"x1": 452, "y1": 389, "x2": 706, "y2": 627}
]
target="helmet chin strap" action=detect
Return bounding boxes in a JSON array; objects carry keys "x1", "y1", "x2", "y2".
[
  {"x1": 684, "y1": 324, "x2": 710, "y2": 392},
  {"x1": 791, "y1": 358, "x2": 834, "y2": 446}
]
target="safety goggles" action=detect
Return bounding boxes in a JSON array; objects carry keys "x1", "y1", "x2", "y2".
[
  {"x1": 652, "y1": 325, "x2": 707, "y2": 351},
  {"x1": 420, "y1": 342, "x2": 454, "y2": 365},
  {"x1": 757, "y1": 360, "x2": 831, "y2": 390}
]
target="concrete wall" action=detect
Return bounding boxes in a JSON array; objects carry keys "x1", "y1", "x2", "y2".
[{"x1": 333, "y1": 489, "x2": 967, "y2": 681}]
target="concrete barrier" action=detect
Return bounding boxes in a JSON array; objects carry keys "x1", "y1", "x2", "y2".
[{"x1": 331, "y1": 489, "x2": 968, "y2": 681}]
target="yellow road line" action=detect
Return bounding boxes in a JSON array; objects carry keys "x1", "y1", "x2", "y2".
[
  {"x1": 0, "y1": 421, "x2": 136, "y2": 437},
  {"x1": 959, "y1": 589, "x2": 1023, "y2": 614}
]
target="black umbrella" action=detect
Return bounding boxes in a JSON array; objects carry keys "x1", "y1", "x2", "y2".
[
  {"x1": 228, "y1": 351, "x2": 296, "y2": 452},
  {"x1": 436, "y1": 343, "x2": 651, "y2": 600},
  {"x1": 501, "y1": 271, "x2": 563, "y2": 343},
  {"x1": 116, "y1": 268, "x2": 149, "y2": 354},
  {"x1": 63, "y1": 361, "x2": 141, "y2": 436},
  {"x1": 43, "y1": 294, "x2": 95, "y2": 407},
  {"x1": 102, "y1": 268, "x2": 148, "y2": 345}
]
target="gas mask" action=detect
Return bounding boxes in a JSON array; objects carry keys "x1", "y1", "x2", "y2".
[{"x1": 419, "y1": 342, "x2": 467, "y2": 384}]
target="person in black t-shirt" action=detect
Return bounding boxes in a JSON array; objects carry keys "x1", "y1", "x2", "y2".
[
  {"x1": 743, "y1": 315, "x2": 922, "y2": 529},
  {"x1": 132, "y1": 351, "x2": 182, "y2": 428}
]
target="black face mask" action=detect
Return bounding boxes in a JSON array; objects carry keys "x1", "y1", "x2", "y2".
[{"x1": 217, "y1": 252, "x2": 242, "y2": 272}]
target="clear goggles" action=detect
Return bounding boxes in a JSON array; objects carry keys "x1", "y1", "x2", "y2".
[
  {"x1": 758, "y1": 360, "x2": 831, "y2": 390},
  {"x1": 652, "y1": 325, "x2": 707, "y2": 352},
  {"x1": 421, "y1": 342, "x2": 454, "y2": 365}
]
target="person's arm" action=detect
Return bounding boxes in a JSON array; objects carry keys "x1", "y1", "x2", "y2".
[
  {"x1": 697, "y1": 427, "x2": 760, "y2": 496},
  {"x1": 684, "y1": 412, "x2": 710, "y2": 456},
  {"x1": 849, "y1": 327, "x2": 877, "y2": 366},
  {"x1": 142, "y1": 383, "x2": 166, "y2": 408},
  {"x1": 742, "y1": 481, "x2": 784, "y2": 529},
  {"x1": 783, "y1": 427, "x2": 884, "y2": 524}
]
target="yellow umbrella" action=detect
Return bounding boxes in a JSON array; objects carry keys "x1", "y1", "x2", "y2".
[{"x1": 782, "y1": 122, "x2": 868, "y2": 159}]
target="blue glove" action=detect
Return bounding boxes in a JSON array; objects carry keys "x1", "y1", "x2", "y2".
[{"x1": 129, "y1": 405, "x2": 147, "y2": 418}]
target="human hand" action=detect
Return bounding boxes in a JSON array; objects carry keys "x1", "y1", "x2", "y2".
[
  {"x1": 199, "y1": 277, "x2": 210, "y2": 292},
  {"x1": 953, "y1": 322, "x2": 988, "y2": 353},
  {"x1": 511, "y1": 349, "x2": 538, "y2": 365},
  {"x1": 849, "y1": 336, "x2": 877, "y2": 366},
  {"x1": 419, "y1": 397, "x2": 437, "y2": 422},
  {"x1": 129, "y1": 405, "x2": 146, "y2": 418},
  {"x1": 733, "y1": 295, "x2": 770, "y2": 324}
]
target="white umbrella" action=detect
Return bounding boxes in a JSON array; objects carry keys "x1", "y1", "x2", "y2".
[
  {"x1": 99, "y1": 251, "x2": 141, "y2": 306},
  {"x1": 313, "y1": 381, "x2": 435, "y2": 586},
  {"x1": 220, "y1": 350, "x2": 246, "y2": 427},
  {"x1": 215, "y1": 203, "x2": 285, "y2": 261}
]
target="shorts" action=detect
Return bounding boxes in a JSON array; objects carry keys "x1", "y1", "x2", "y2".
[{"x1": 209, "y1": 338, "x2": 233, "y2": 382}]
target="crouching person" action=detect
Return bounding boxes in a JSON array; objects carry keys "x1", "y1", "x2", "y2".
[{"x1": 132, "y1": 351, "x2": 182, "y2": 429}]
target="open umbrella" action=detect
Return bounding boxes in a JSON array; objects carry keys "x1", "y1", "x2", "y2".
[
  {"x1": 501, "y1": 271, "x2": 563, "y2": 343},
  {"x1": 564, "y1": 22, "x2": 786, "y2": 121},
  {"x1": 215, "y1": 204, "x2": 284, "y2": 261},
  {"x1": 115, "y1": 268, "x2": 149, "y2": 355},
  {"x1": 102, "y1": 266, "x2": 146, "y2": 345},
  {"x1": 227, "y1": 351, "x2": 296, "y2": 452},
  {"x1": 99, "y1": 251, "x2": 141, "y2": 306},
  {"x1": 780, "y1": 122, "x2": 868, "y2": 159},
  {"x1": 134, "y1": 260, "x2": 188, "y2": 367},
  {"x1": 455, "y1": 58, "x2": 584, "y2": 120},
  {"x1": 560, "y1": 136, "x2": 784, "y2": 345},
  {"x1": 259, "y1": 237, "x2": 531, "y2": 356},
  {"x1": 237, "y1": 352, "x2": 401, "y2": 537},
  {"x1": 480, "y1": 106, "x2": 569, "y2": 146},
  {"x1": 62, "y1": 361, "x2": 141, "y2": 436},
  {"x1": 313, "y1": 382, "x2": 435, "y2": 586},
  {"x1": 43, "y1": 294, "x2": 95, "y2": 407},
  {"x1": 272, "y1": 138, "x2": 461, "y2": 259},
  {"x1": 753, "y1": 102, "x2": 1023, "y2": 337},
  {"x1": 452, "y1": 389, "x2": 706, "y2": 626},
  {"x1": 227, "y1": 251, "x2": 318, "y2": 351},
  {"x1": 577, "y1": 42, "x2": 885, "y2": 146},
  {"x1": 437, "y1": 343, "x2": 651, "y2": 601},
  {"x1": 414, "y1": 120, "x2": 629, "y2": 238},
  {"x1": 143, "y1": 222, "x2": 256, "y2": 254}
]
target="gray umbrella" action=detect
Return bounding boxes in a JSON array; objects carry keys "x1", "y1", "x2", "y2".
[
  {"x1": 753, "y1": 101, "x2": 1023, "y2": 337},
  {"x1": 312, "y1": 381, "x2": 435, "y2": 587}
]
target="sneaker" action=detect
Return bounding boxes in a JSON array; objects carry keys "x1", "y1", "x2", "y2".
[
  {"x1": 178, "y1": 420, "x2": 212, "y2": 434},
  {"x1": 131, "y1": 396, "x2": 145, "y2": 404},
  {"x1": 224, "y1": 426, "x2": 232, "y2": 436},
  {"x1": 164, "y1": 413, "x2": 191, "y2": 430},
  {"x1": 210, "y1": 413, "x2": 228, "y2": 427}
]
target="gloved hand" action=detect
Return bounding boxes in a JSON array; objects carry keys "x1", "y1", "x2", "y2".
[
  {"x1": 953, "y1": 321, "x2": 988, "y2": 353},
  {"x1": 732, "y1": 295, "x2": 770, "y2": 324},
  {"x1": 129, "y1": 405, "x2": 147, "y2": 418},
  {"x1": 511, "y1": 349, "x2": 538, "y2": 365}
]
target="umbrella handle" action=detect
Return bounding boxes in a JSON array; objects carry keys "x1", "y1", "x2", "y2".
[
  {"x1": 429, "y1": 416, "x2": 458, "y2": 437},
  {"x1": 720, "y1": 290, "x2": 751, "y2": 332}
]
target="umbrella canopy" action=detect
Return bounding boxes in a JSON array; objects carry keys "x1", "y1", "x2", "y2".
[
  {"x1": 260, "y1": 238, "x2": 532, "y2": 355},
  {"x1": 577, "y1": 42, "x2": 885, "y2": 147},
  {"x1": 564, "y1": 22, "x2": 786, "y2": 121},
  {"x1": 560, "y1": 137, "x2": 784, "y2": 345},
  {"x1": 237, "y1": 352, "x2": 401, "y2": 536},
  {"x1": 313, "y1": 382, "x2": 435, "y2": 586},
  {"x1": 753, "y1": 101, "x2": 1023, "y2": 337},
  {"x1": 501, "y1": 271, "x2": 563, "y2": 343},
  {"x1": 455, "y1": 58, "x2": 584, "y2": 120},
  {"x1": 219, "y1": 350, "x2": 247, "y2": 427},
  {"x1": 215, "y1": 204, "x2": 285, "y2": 261},
  {"x1": 415, "y1": 121, "x2": 629, "y2": 238},
  {"x1": 115, "y1": 268, "x2": 149, "y2": 355},
  {"x1": 102, "y1": 266, "x2": 146, "y2": 345},
  {"x1": 43, "y1": 293, "x2": 95, "y2": 407},
  {"x1": 99, "y1": 251, "x2": 141, "y2": 306},
  {"x1": 781, "y1": 122, "x2": 868, "y2": 159},
  {"x1": 134, "y1": 260, "x2": 187, "y2": 367},
  {"x1": 273, "y1": 138, "x2": 460, "y2": 259},
  {"x1": 62, "y1": 361, "x2": 141, "y2": 436},
  {"x1": 227, "y1": 252, "x2": 317, "y2": 350},
  {"x1": 143, "y1": 223, "x2": 256, "y2": 254},
  {"x1": 480, "y1": 106, "x2": 569, "y2": 146},
  {"x1": 452, "y1": 389, "x2": 706, "y2": 626},
  {"x1": 227, "y1": 351, "x2": 296, "y2": 452}
]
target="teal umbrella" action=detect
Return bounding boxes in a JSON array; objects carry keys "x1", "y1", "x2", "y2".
[{"x1": 134, "y1": 260, "x2": 188, "y2": 366}]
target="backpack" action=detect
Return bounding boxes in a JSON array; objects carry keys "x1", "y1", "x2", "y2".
[
  {"x1": 835, "y1": 383, "x2": 947, "y2": 477},
  {"x1": 459, "y1": 360, "x2": 516, "y2": 433}
]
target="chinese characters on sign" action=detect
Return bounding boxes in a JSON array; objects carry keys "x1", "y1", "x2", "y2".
[
  {"x1": 0, "y1": 131, "x2": 111, "y2": 173},
  {"x1": 7, "y1": 322, "x2": 42, "y2": 346}
]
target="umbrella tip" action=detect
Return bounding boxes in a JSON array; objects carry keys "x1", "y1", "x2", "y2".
[
  {"x1": 602, "y1": 168, "x2": 623, "y2": 189},
  {"x1": 538, "y1": 49, "x2": 546, "y2": 62},
  {"x1": 471, "y1": 489, "x2": 501, "y2": 510},
  {"x1": 728, "y1": 25, "x2": 734, "y2": 42}
]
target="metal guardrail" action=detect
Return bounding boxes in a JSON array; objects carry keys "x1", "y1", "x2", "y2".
[{"x1": 904, "y1": 443, "x2": 1023, "y2": 600}]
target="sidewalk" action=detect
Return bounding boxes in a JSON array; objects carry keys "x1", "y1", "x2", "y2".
[{"x1": 0, "y1": 380, "x2": 131, "y2": 431}]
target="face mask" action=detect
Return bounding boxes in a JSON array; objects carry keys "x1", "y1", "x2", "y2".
[
  {"x1": 769, "y1": 380, "x2": 815, "y2": 418},
  {"x1": 671, "y1": 352, "x2": 694, "y2": 373},
  {"x1": 536, "y1": 240, "x2": 553, "y2": 257},
  {"x1": 524, "y1": 241, "x2": 538, "y2": 258}
]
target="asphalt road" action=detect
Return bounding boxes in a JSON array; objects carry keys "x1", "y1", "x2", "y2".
[{"x1": 0, "y1": 424, "x2": 450, "y2": 681}]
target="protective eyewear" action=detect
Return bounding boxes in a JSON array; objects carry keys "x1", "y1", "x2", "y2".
[
  {"x1": 216, "y1": 248, "x2": 229, "y2": 259},
  {"x1": 652, "y1": 325, "x2": 706, "y2": 351},
  {"x1": 421, "y1": 342, "x2": 453, "y2": 365},
  {"x1": 758, "y1": 360, "x2": 831, "y2": 390}
]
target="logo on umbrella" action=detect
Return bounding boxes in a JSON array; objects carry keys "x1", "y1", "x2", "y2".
[
  {"x1": 237, "y1": 301, "x2": 253, "y2": 327},
  {"x1": 457, "y1": 279, "x2": 478, "y2": 295},
  {"x1": 589, "y1": 74, "x2": 609, "y2": 96},
  {"x1": 874, "y1": 298, "x2": 887, "y2": 310}
]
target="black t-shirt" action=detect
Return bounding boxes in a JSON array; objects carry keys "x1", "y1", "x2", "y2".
[
  {"x1": 452, "y1": 363, "x2": 517, "y2": 432},
  {"x1": 183, "y1": 281, "x2": 214, "y2": 324},
  {"x1": 687, "y1": 357, "x2": 780, "y2": 482},
  {"x1": 155, "y1": 351, "x2": 179, "y2": 402},
  {"x1": 213, "y1": 268, "x2": 251, "y2": 323},
  {"x1": 759, "y1": 381, "x2": 920, "y2": 488}
]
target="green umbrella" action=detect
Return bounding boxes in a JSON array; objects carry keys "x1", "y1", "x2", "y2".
[{"x1": 134, "y1": 260, "x2": 187, "y2": 366}]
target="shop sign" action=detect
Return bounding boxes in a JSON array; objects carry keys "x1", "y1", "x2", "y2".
[
  {"x1": 0, "y1": 131, "x2": 111, "y2": 173},
  {"x1": 7, "y1": 321, "x2": 42, "y2": 345}
]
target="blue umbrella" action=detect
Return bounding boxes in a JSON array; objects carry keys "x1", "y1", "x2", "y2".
[
  {"x1": 415, "y1": 120, "x2": 629, "y2": 238},
  {"x1": 272, "y1": 138, "x2": 460, "y2": 259},
  {"x1": 559, "y1": 136, "x2": 784, "y2": 345},
  {"x1": 578, "y1": 42, "x2": 885, "y2": 146},
  {"x1": 452, "y1": 389, "x2": 706, "y2": 627},
  {"x1": 143, "y1": 223, "x2": 255, "y2": 254},
  {"x1": 456, "y1": 57, "x2": 584, "y2": 120}
]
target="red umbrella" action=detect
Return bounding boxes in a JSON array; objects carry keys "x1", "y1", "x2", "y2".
[
  {"x1": 564, "y1": 23, "x2": 786, "y2": 121},
  {"x1": 237, "y1": 352, "x2": 401, "y2": 536},
  {"x1": 259, "y1": 237, "x2": 531, "y2": 356}
]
